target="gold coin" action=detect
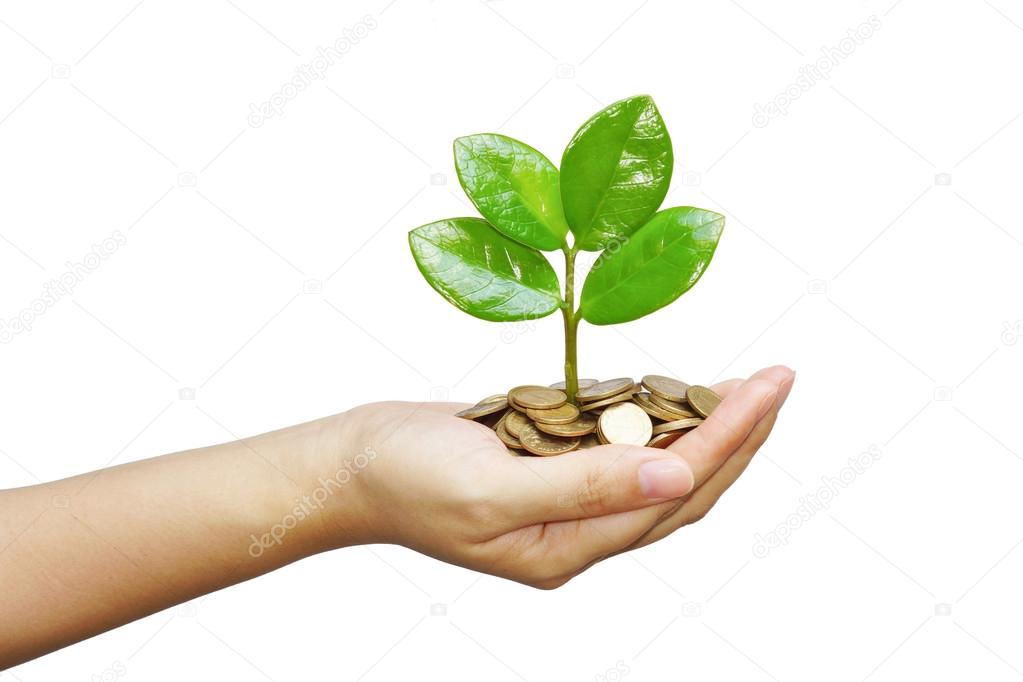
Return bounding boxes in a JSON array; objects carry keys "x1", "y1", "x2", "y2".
[
  {"x1": 579, "y1": 389, "x2": 637, "y2": 412},
  {"x1": 455, "y1": 399, "x2": 508, "y2": 420},
  {"x1": 576, "y1": 377, "x2": 635, "y2": 402},
  {"x1": 631, "y1": 392, "x2": 683, "y2": 422},
  {"x1": 651, "y1": 417, "x2": 703, "y2": 435},
  {"x1": 510, "y1": 386, "x2": 568, "y2": 410},
  {"x1": 597, "y1": 402, "x2": 653, "y2": 446},
  {"x1": 507, "y1": 384, "x2": 545, "y2": 394},
  {"x1": 477, "y1": 393, "x2": 508, "y2": 405},
  {"x1": 504, "y1": 409, "x2": 532, "y2": 438},
  {"x1": 527, "y1": 402, "x2": 580, "y2": 425},
  {"x1": 642, "y1": 375, "x2": 689, "y2": 402},
  {"x1": 479, "y1": 408, "x2": 507, "y2": 429},
  {"x1": 535, "y1": 412, "x2": 597, "y2": 437},
  {"x1": 579, "y1": 433, "x2": 602, "y2": 449},
  {"x1": 506, "y1": 385, "x2": 545, "y2": 410},
  {"x1": 495, "y1": 415, "x2": 524, "y2": 449},
  {"x1": 518, "y1": 422, "x2": 580, "y2": 456},
  {"x1": 647, "y1": 432, "x2": 683, "y2": 449},
  {"x1": 686, "y1": 385, "x2": 722, "y2": 417},
  {"x1": 649, "y1": 393, "x2": 698, "y2": 418},
  {"x1": 549, "y1": 378, "x2": 598, "y2": 390}
]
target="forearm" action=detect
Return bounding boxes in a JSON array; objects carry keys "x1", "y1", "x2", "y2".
[{"x1": 0, "y1": 412, "x2": 365, "y2": 668}]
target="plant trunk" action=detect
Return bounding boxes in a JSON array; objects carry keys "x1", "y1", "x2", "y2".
[{"x1": 562, "y1": 247, "x2": 580, "y2": 403}]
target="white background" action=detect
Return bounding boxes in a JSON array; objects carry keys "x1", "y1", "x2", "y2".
[{"x1": 2, "y1": 0, "x2": 1023, "y2": 680}]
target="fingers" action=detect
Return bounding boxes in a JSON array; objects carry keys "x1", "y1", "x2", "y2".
[
  {"x1": 623, "y1": 370, "x2": 795, "y2": 552},
  {"x1": 480, "y1": 376, "x2": 776, "y2": 570},
  {"x1": 547, "y1": 502, "x2": 681, "y2": 576},
  {"x1": 681, "y1": 412, "x2": 780, "y2": 521},
  {"x1": 666, "y1": 377, "x2": 780, "y2": 487},
  {"x1": 485, "y1": 367, "x2": 796, "y2": 587},
  {"x1": 707, "y1": 363, "x2": 788, "y2": 401},
  {"x1": 547, "y1": 393, "x2": 781, "y2": 570},
  {"x1": 585, "y1": 368, "x2": 794, "y2": 560},
  {"x1": 710, "y1": 378, "x2": 743, "y2": 397},
  {"x1": 683, "y1": 370, "x2": 794, "y2": 517},
  {"x1": 478, "y1": 500, "x2": 678, "y2": 589},
  {"x1": 675, "y1": 366, "x2": 793, "y2": 492},
  {"x1": 507, "y1": 408, "x2": 776, "y2": 586},
  {"x1": 481, "y1": 369, "x2": 788, "y2": 531},
  {"x1": 623, "y1": 410, "x2": 780, "y2": 553},
  {"x1": 492, "y1": 444, "x2": 697, "y2": 527}
]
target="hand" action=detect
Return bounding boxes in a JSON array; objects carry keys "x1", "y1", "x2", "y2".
[
  {"x1": 0, "y1": 365, "x2": 794, "y2": 665},
  {"x1": 323, "y1": 366, "x2": 795, "y2": 589}
]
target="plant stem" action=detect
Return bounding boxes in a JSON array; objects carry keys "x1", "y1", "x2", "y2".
[{"x1": 561, "y1": 245, "x2": 581, "y2": 403}]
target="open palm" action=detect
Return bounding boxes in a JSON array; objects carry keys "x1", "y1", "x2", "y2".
[{"x1": 342, "y1": 365, "x2": 794, "y2": 589}]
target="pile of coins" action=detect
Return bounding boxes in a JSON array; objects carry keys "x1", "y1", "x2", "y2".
[{"x1": 455, "y1": 375, "x2": 722, "y2": 456}]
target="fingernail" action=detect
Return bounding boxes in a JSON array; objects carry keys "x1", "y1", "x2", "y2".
[
  {"x1": 776, "y1": 371, "x2": 796, "y2": 408},
  {"x1": 638, "y1": 459, "x2": 695, "y2": 499}
]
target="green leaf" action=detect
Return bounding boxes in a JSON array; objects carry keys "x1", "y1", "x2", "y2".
[
  {"x1": 579, "y1": 207, "x2": 724, "y2": 325},
  {"x1": 409, "y1": 217, "x2": 562, "y2": 322},
  {"x1": 453, "y1": 133, "x2": 569, "y2": 252},
  {"x1": 560, "y1": 95, "x2": 674, "y2": 251}
]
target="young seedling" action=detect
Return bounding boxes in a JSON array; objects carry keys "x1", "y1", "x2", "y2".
[{"x1": 409, "y1": 95, "x2": 725, "y2": 452}]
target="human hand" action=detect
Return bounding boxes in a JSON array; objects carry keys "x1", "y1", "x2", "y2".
[
  {"x1": 320, "y1": 366, "x2": 794, "y2": 589},
  {"x1": 0, "y1": 366, "x2": 794, "y2": 667}
]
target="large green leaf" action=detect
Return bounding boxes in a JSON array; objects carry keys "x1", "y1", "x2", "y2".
[
  {"x1": 454, "y1": 133, "x2": 569, "y2": 252},
  {"x1": 560, "y1": 95, "x2": 673, "y2": 251},
  {"x1": 580, "y1": 207, "x2": 724, "y2": 325},
  {"x1": 409, "y1": 217, "x2": 562, "y2": 322}
]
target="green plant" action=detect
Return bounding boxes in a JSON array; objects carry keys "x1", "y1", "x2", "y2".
[{"x1": 408, "y1": 95, "x2": 725, "y2": 403}]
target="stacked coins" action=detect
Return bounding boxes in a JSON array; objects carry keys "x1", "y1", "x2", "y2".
[{"x1": 455, "y1": 375, "x2": 722, "y2": 456}]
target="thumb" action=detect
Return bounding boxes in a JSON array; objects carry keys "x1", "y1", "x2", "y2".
[{"x1": 494, "y1": 444, "x2": 696, "y2": 526}]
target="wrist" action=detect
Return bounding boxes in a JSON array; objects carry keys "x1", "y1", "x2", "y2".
[
  {"x1": 238, "y1": 410, "x2": 376, "y2": 564},
  {"x1": 282, "y1": 409, "x2": 378, "y2": 553}
]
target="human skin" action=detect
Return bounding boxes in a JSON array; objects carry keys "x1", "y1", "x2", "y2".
[{"x1": 0, "y1": 365, "x2": 794, "y2": 668}]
